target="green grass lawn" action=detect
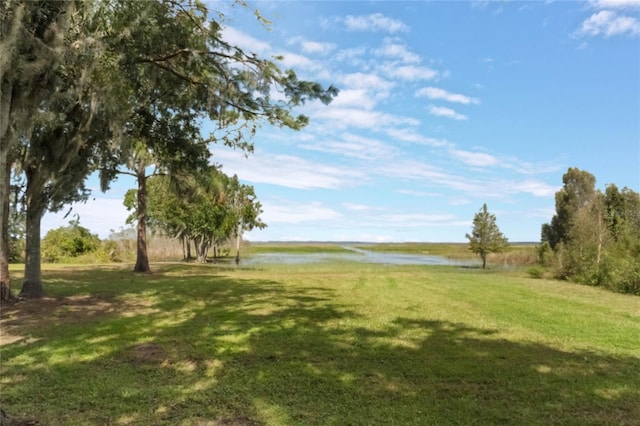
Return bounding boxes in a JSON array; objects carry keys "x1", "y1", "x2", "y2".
[{"x1": 1, "y1": 261, "x2": 639, "y2": 425}]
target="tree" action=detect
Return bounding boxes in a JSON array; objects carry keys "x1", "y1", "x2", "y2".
[
  {"x1": 465, "y1": 203, "x2": 509, "y2": 269},
  {"x1": 18, "y1": 91, "x2": 110, "y2": 297},
  {"x1": 0, "y1": 0, "x2": 114, "y2": 297},
  {"x1": 226, "y1": 175, "x2": 266, "y2": 264},
  {"x1": 99, "y1": 0, "x2": 337, "y2": 273},
  {"x1": 541, "y1": 168, "x2": 596, "y2": 249},
  {"x1": 541, "y1": 168, "x2": 640, "y2": 294},
  {"x1": 0, "y1": 0, "x2": 81, "y2": 300},
  {"x1": 141, "y1": 168, "x2": 265, "y2": 264}
]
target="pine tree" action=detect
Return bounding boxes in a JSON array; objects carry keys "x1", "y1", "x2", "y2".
[{"x1": 465, "y1": 204, "x2": 509, "y2": 269}]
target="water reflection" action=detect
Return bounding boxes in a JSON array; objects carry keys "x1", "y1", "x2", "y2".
[{"x1": 243, "y1": 246, "x2": 478, "y2": 267}]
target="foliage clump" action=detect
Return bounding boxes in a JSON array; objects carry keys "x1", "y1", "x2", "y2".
[
  {"x1": 541, "y1": 168, "x2": 640, "y2": 294},
  {"x1": 41, "y1": 221, "x2": 123, "y2": 264}
]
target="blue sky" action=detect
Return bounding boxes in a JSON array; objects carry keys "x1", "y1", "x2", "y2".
[{"x1": 43, "y1": 0, "x2": 640, "y2": 242}]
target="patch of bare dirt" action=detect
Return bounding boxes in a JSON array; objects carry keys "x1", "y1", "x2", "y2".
[
  {"x1": 0, "y1": 294, "x2": 119, "y2": 347},
  {"x1": 130, "y1": 342, "x2": 167, "y2": 364},
  {"x1": 0, "y1": 407, "x2": 39, "y2": 425}
]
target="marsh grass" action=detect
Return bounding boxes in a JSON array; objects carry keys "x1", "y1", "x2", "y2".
[
  {"x1": 361, "y1": 242, "x2": 538, "y2": 266},
  {"x1": 1, "y1": 262, "x2": 639, "y2": 425}
]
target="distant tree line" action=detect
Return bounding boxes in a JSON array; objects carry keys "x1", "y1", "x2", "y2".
[
  {"x1": 124, "y1": 167, "x2": 265, "y2": 263},
  {"x1": 540, "y1": 167, "x2": 640, "y2": 294}
]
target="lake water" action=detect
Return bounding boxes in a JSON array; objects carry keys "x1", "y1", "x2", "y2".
[{"x1": 242, "y1": 246, "x2": 479, "y2": 267}]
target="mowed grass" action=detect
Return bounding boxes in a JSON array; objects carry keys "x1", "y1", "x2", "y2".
[{"x1": 1, "y1": 261, "x2": 639, "y2": 425}]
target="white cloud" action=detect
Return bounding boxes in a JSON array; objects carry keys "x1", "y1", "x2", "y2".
[
  {"x1": 260, "y1": 200, "x2": 342, "y2": 224},
  {"x1": 343, "y1": 13, "x2": 409, "y2": 33},
  {"x1": 275, "y1": 51, "x2": 317, "y2": 69},
  {"x1": 331, "y1": 89, "x2": 377, "y2": 110},
  {"x1": 301, "y1": 133, "x2": 398, "y2": 161},
  {"x1": 343, "y1": 203, "x2": 375, "y2": 212},
  {"x1": 42, "y1": 198, "x2": 130, "y2": 239},
  {"x1": 385, "y1": 64, "x2": 439, "y2": 81},
  {"x1": 428, "y1": 106, "x2": 468, "y2": 120},
  {"x1": 221, "y1": 27, "x2": 271, "y2": 54},
  {"x1": 386, "y1": 128, "x2": 452, "y2": 147},
  {"x1": 288, "y1": 36, "x2": 337, "y2": 55},
  {"x1": 380, "y1": 213, "x2": 458, "y2": 227},
  {"x1": 577, "y1": 10, "x2": 640, "y2": 37},
  {"x1": 506, "y1": 180, "x2": 558, "y2": 197},
  {"x1": 302, "y1": 41, "x2": 337, "y2": 55},
  {"x1": 591, "y1": 0, "x2": 640, "y2": 9},
  {"x1": 379, "y1": 158, "x2": 557, "y2": 199},
  {"x1": 450, "y1": 149, "x2": 498, "y2": 166},
  {"x1": 339, "y1": 72, "x2": 396, "y2": 98},
  {"x1": 312, "y1": 107, "x2": 420, "y2": 129},
  {"x1": 416, "y1": 87, "x2": 480, "y2": 105},
  {"x1": 211, "y1": 148, "x2": 362, "y2": 190},
  {"x1": 374, "y1": 38, "x2": 421, "y2": 63},
  {"x1": 334, "y1": 46, "x2": 368, "y2": 65}
]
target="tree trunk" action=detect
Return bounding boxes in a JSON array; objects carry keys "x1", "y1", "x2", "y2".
[
  {"x1": 0, "y1": 154, "x2": 11, "y2": 301},
  {"x1": 235, "y1": 222, "x2": 241, "y2": 264},
  {"x1": 481, "y1": 254, "x2": 487, "y2": 269},
  {"x1": 186, "y1": 237, "x2": 192, "y2": 260},
  {"x1": 196, "y1": 237, "x2": 207, "y2": 263},
  {"x1": 133, "y1": 171, "x2": 150, "y2": 273},
  {"x1": 20, "y1": 204, "x2": 45, "y2": 298},
  {"x1": 1, "y1": 81, "x2": 13, "y2": 301}
]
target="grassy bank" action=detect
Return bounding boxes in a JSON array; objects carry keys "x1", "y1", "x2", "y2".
[{"x1": 1, "y1": 262, "x2": 639, "y2": 425}]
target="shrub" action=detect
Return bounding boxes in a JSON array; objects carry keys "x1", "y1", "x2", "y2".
[
  {"x1": 42, "y1": 224, "x2": 100, "y2": 263},
  {"x1": 95, "y1": 240, "x2": 123, "y2": 263},
  {"x1": 527, "y1": 266, "x2": 545, "y2": 279}
]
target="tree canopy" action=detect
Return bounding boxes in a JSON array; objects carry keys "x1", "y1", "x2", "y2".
[{"x1": 1, "y1": 0, "x2": 337, "y2": 297}]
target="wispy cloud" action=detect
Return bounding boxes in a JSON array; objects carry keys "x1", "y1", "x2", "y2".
[
  {"x1": 261, "y1": 200, "x2": 342, "y2": 224},
  {"x1": 450, "y1": 149, "x2": 498, "y2": 166},
  {"x1": 211, "y1": 148, "x2": 362, "y2": 190},
  {"x1": 386, "y1": 128, "x2": 451, "y2": 147},
  {"x1": 373, "y1": 38, "x2": 421, "y2": 63},
  {"x1": 339, "y1": 72, "x2": 396, "y2": 101},
  {"x1": 428, "y1": 106, "x2": 468, "y2": 120},
  {"x1": 343, "y1": 202, "x2": 381, "y2": 212},
  {"x1": 416, "y1": 87, "x2": 480, "y2": 105},
  {"x1": 312, "y1": 107, "x2": 420, "y2": 129},
  {"x1": 384, "y1": 64, "x2": 440, "y2": 81},
  {"x1": 288, "y1": 36, "x2": 337, "y2": 55},
  {"x1": 301, "y1": 133, "x2": 398, "y2": 161},
  {"x1": 342, "y1": 13, "x2": 409, "y2": 33},
  {"x1": 590, "y1": 0, "x2": 640, "y2": 9},
  {"x1": 380, "y1": 213, "x2": 458, "y2": 227}
]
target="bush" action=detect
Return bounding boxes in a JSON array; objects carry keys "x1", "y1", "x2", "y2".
[
  {"x1": 537, "y1": 242, "x2": 553, "y2": 266},
  {"x1": 42, "y1": 224, "x2": 100, "y2": 263},
  {"x1": 527, "y1": 266, "x2": 545, "y2": 279},
  {"x1": 95, "y1": 240, "x2": 123, "y2": 263}
]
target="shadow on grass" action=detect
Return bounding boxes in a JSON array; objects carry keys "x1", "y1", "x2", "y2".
[{"x1": 1, "y1": 264, "x2": 639, "y2": 425}]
